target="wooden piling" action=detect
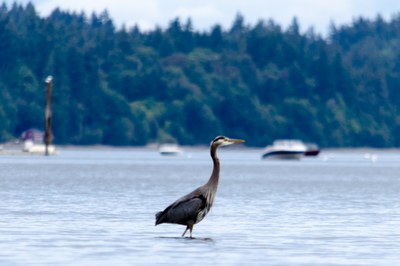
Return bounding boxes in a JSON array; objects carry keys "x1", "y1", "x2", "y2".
[{"x1": 44, "y1": 76, "x2": 53, "y2": 156}]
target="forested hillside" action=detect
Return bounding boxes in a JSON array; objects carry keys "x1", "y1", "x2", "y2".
[{"x1": 0, "y1": 3, "x2": 399, "y2": 147}]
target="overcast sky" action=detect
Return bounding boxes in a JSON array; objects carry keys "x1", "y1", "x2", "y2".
[{"x1": 5, "y1": 0, "x2": 400, "y2": 35}]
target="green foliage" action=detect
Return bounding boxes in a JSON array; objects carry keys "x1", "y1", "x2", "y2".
[{"x1": 0, "y1": 3, "x2": 399, "y2": 147}]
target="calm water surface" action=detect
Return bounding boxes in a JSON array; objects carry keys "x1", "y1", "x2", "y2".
[{"x1": 0, "y1": 148, "x2": 399, "y2": 265}]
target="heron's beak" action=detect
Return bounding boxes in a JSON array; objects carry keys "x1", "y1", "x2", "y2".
[
  {"x1": 230, "y1": 138, "x2": 245, "y2": 143},
  {"x1": 225, "y1": 138, "x2": 245, "y2": 146}
]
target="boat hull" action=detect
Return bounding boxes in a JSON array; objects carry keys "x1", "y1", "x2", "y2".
[
  {"x1": 304, "y1": 150, "x2": 320, "y2": 156},
  {"x1": 159, "y1": 151, "x2": 182, "y2": 156},
  {"x1": 262, "y1": 150, "x2": 304, "y2": 160}
]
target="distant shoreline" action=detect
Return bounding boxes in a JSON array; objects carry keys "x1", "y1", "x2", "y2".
[{"x1": 2, "y1": 143, "x2": 399, "y2": 153}]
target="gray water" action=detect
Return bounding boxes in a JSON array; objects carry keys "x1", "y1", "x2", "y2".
[{"x1": 0, "y1": 148, "x2": 399, "y2": 265}]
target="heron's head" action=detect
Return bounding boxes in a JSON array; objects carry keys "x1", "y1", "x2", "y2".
[{"x1": 211, "y1": 135, "x2": 245, "y2": 147}]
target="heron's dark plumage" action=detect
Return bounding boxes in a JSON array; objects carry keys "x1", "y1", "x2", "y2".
[
  {"x1": 155, "y1": 193, "x2": 206, "y2": 226},
  {"x1": 155, "y1": 136, "x2": 244, "y2": 238}
]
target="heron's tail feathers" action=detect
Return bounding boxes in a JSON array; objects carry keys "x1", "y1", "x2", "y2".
[{"x1": 155, "y1": 211, "x2": 164, "y2": 225}]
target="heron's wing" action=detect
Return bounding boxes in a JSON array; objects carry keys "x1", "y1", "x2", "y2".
[
  {"x1": 155, "y1": 187, "x2": 206, "y2": 225},
  {"x1": 167, "y1": 196, "x2": 205, "y2": 224},
  {"x1": 157, "y1": 190, "x2": 206, "y2": 225}
]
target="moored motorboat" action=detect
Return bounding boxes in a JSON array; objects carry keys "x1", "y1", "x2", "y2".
[
  {"x1": 159, "y1": 144, "x2": 183, "y2": 156},
  {"x1": 262, "y1": 140, "x2": 307, "y2": 160},
  {"x1": 23, "y1": 140, "x2": 56, "y2": 155}
]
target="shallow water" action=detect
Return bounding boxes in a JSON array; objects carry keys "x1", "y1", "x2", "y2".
[{"x1": 0, "y1": 148, "x2": 399, "y2": 265}]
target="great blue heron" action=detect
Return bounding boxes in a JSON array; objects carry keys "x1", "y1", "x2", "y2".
[{"x1": 155, "y1": 135, "x2": 245, "y2": 238}]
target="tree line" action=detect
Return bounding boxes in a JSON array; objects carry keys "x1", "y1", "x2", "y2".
[{"x1": 0, "y1": 2, "x2": 399, "y2": 147}]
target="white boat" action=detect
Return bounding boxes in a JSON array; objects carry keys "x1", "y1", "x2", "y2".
[
  {"x1": 23, "y1": 140, "x2": 56, "y2": 155},
  {"x1": 261, "y1": 140, "x2": 307, "y2": 160},
  {"x1": 159, "y1": 144, "x2": 183, "y2": 156}
]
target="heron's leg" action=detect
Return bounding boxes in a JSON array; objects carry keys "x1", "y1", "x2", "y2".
[
  {"x1": 182, "y1": 226, "x2": 189, "y2": 237},
  {"x1": 189, "y1": 225, "x2": 194, "y2": 238}
]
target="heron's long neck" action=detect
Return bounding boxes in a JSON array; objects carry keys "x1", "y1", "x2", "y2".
[{"x1": 207, "y1": 144, "x2": 220, "y2": 188}]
